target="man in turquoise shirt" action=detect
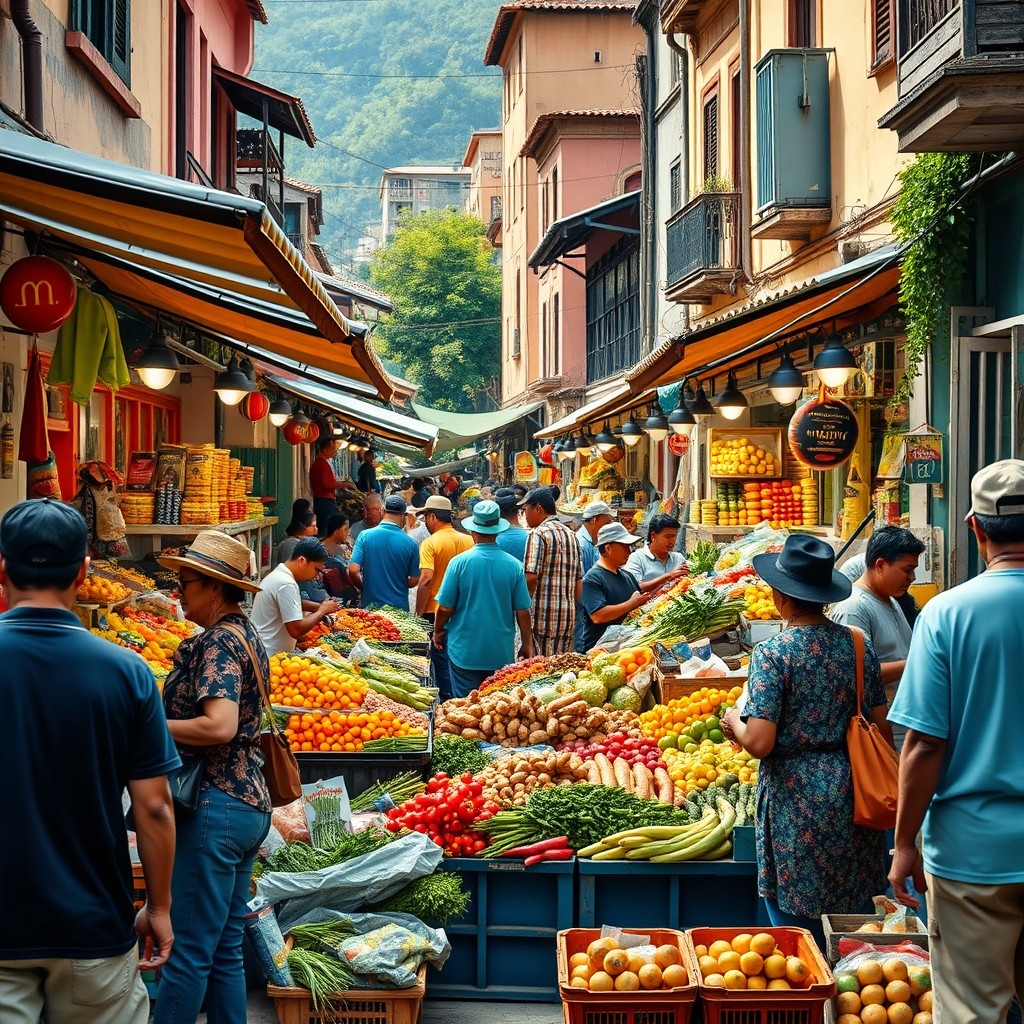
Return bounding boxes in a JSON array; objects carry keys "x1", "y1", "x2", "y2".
[
  {"x1": 348, "y1": 494, "x2": 420, "y2": 609},
  {"x1": 433, "y1": 501, "x2": 534, "y2": 697},
  {"x1": 889, "y1": 460, "x2": 1024, "y2": 1024}
]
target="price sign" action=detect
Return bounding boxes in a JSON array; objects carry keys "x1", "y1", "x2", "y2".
[
  {"x1": 904, "y1": 433, "x2": 942, "y2": 484},
  {"x1": 787, "y1": 394, "x2": 859, "y2": 470}
]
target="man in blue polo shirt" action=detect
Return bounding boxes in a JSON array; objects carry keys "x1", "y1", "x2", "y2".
[
  {"x1": 433, "y1": 500, "x2": 534, "y2": 697},
  {"x1": 0, "y1": 499, "x2": 179, "y2": 1023},
  {"x1": 348, "y1": 494, "x2": 420, "y2": 608}
]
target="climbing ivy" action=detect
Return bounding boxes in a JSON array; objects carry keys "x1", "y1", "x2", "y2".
[{"x1": 889, "y1": 152, "x2": 976, "y2": 416}]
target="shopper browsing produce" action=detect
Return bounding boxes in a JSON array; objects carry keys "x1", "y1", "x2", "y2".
[
  {"x1": 721, "y1": 534, "x2": 891, "y2": 946},
  {"x1": 625, "y1": 513, "x2": 688, "y2": 593},
  {"x1": 575, "y1": 522, "x2": 646, "y2": 653},
  {"x1": 349, "y1": 492, "x2": 383, "y2": 542},
  {"x1": 251, "y1": 538, "x2": 339, "y2": 655},
  {"x1": 889, "y1": 460, "x2": 1024, "y2": 1024},
  {"x1": 494, "y1": 488, "x2": 529, "y2": 562},
  {"x1": 574, "y1": 501, "x2": 616, "y2": 575},
  {"x1": 433, "y1": 500, "x2": 534, "y2": 697},
  {"x1": 309, "y1": 436, "x2": 345, "y2": 527},
  {"x1": 347, "y1": 494, "x2": 420, "y2": 609},
  {"x1": 277, "y1": 499, "x2": 318, "y2": 564},
  {"x1": 155, "y1": 531, "x2": 271, "y2": 1024},
  {"x1": 0, "y1": 500, "x2": 178, "y2": 1024}
]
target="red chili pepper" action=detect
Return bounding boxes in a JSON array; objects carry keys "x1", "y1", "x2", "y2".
[
  {"x1": 500, "y1": 836, "x2": 571, "y2": 858},
  {"x1": 523, "y1": 848, "x2": 574, "y2": 866}
]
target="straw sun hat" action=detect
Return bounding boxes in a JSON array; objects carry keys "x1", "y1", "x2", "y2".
[{"x1": 157, "y1": 530, "x2": 261, "y2": 593}]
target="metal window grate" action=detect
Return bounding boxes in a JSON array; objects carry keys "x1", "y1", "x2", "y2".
[
  {"x1": 703, "y1": 94, "x2": 719, "y2": 182},
  {"x1": 669, "y1": 161, "x2": 682, "y2": 213}
]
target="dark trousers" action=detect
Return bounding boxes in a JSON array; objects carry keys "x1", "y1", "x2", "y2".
[{"x1": 423, "y1": 613, "x2": 453, "y2": 702}]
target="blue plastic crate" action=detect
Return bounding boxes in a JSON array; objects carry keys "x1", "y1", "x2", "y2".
[
  {"x1": 577, "y1": 859, "x2": 769, "y2": 931},
  {"x1": 427, "y1": 856, "x2": 575, "y2": 1002}
]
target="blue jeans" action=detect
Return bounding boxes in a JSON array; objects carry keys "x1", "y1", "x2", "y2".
[
  {"x1": 153, "y1": 785, "x2": 271, "y2": 1024},
  {"x1": 449, "y1": 662, "x2": 492, "y2": 699},
  {"x1": 429, "y1": 638, "x2": 453, "y2": 702}
]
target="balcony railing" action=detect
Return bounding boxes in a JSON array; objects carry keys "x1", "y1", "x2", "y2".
[
  {"x1": 664, "y1": 190, "x2": 741, "y2": 304},
  {"x1": 903, "y1": 0, "x2": 959, "y2": 54},
  {"x1": 236, "y1": 128, "x2": 283, "y2": 172},
  {"x1": 881, "y1": 0, "x2": 1024, "y2": 150}
]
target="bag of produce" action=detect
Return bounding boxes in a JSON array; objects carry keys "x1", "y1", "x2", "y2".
[{"x1": 244, "y1": 897, "x2": 293, "y2": 987}]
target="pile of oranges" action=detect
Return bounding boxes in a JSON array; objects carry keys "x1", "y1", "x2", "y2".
[
  {"x1": 284, "y1": 709, "x2": 424, "y2": 752},
  {"x1": 695, "y1": 932, "x2": 813, "y2": 991},
  {"x1": 77, "y1": 576, "x2": 132, "y2": 604},
  {"x1": 268, "y1": 653, "x2": 367, "y2": 711},
  {"x1": 639, "y1": 685, "x2": 744, "y2": 743},
  {"x1": 567, "y1": 935, "x2": 691, "y2": 993}
]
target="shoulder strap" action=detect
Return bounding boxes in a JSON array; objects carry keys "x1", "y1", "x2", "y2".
[
  {"x1": 218, "y1": 621, "x2": 279, "y2": 737},
  {"x1": 849, "y1": 626, "x2": 866, "y2": 718}
]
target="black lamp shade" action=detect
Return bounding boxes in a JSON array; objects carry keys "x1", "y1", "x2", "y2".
[
  {"x1": 768, "y1": 353, "x2": 804, "y2": 405},
  {"x1": 714, "y1": 371, "x2": 748, "y2": 420},
  {"x1": 689, "y1": 384, "x2": 716, "y2": 418}
]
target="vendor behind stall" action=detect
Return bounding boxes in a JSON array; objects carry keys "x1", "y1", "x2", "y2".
[
  {"x1": 625, "y1": 514, "x2": 688, "y2": 594},
  {"x1": 575, "y1": 522, "x2": 647, "y2": 653}
]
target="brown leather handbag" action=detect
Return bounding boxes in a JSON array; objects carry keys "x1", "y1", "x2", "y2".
[
  {"x1": 223, "y1": 624, "x2": 302, "y2": 807},
  {"x1": 846, "y1": 627, "x2": 900, "y2": 830}
]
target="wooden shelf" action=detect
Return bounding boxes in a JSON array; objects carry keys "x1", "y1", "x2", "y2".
[{"x1": 123, "y1": 517, "x2": 277, "y2": 537}]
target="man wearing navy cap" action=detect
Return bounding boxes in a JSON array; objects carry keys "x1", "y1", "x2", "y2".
[
  {"x1": 0, "y1": 499, "x2": 179, "y2": 1022},
  {"x1": 348, "y1": 494, "x2": 420, "y2": 609}
]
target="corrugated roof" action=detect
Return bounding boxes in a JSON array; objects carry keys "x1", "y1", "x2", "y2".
[
  {"x1": 283, "y1": 177, "x2": 322, "y2": 196},
  {"x1": 485, "y1": 1, "x2": 636, "y2": 66},
  {"x1": 520, "y1": 109, "x2": 640, "y2": 158}
]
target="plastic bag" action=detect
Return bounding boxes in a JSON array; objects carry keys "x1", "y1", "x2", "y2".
[
  {"x1": 677, "y1": 652, "x2": 732, "y2": 678},
  {"x1": 272, "y1": 798, "x2": 311, "y2": 845},
  {"x1": 283, "y1": 909, "x2": 451, "y2": 988},
  {"x1": 259, "y1": 831, "x2": 444, "y2": 929},
  {"x1": 348, "y1": 637, "x2": 374, "y2": 665},
  {"x1": 244, "y1": 897, "x2": 292, "y2": 987},
  {"x1": 833, "y1": 941, "x2": 930, "y2": 976},
  {"x1": 714, "y1": 524, "x2": 788, "y2": 573}
]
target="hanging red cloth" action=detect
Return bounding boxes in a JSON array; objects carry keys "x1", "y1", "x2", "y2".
[{"x1": 19, "y1": 342, "x2": 49, "y2": 466}]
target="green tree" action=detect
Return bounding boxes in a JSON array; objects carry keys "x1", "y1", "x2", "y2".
[{"x1": 369, "y1": 210, "x2": 500, "y2": 411}]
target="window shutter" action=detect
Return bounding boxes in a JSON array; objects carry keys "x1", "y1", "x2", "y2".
[
  {"x1": 110, "y1": 0, "x2": 132, "y2": 87},
  {"x1": 703, "y1": 95, "x2": 719, "y2": 182},
  {"x1": 872, "y1": 0, "x2": 894, "y2": 71}
]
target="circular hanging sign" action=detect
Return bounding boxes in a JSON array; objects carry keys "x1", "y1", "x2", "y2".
[
  {"x1": 667, "y1": 433, "x2": 690, "y2": 458},
  {"x1": 602, "y1": 444, "x2": 625, "y2": 465},
  {"x1": 282, "y1": 418, "x2": 320, "y2": 445},
  {"x1": 788, "y1": 391, "x2": 859, "y2": 469},
  {"x1": 0, "y1": 256, "x2": 77, "y2": 334}
]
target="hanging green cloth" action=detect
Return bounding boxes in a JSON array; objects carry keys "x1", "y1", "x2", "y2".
[{"x1": 47, "y1": 288, "x2": 131, "y2": 405}]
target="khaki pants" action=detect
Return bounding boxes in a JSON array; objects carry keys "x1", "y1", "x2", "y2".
[
  {"x1": 0, "y1": 948, "x2": 149, "y2": 1024},
  {"x1": 926, "y1": 871, "x2": 1024, "y2": 1024}
]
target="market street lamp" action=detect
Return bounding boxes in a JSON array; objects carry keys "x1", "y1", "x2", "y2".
[
  {"x1": 767, "y1": 352, "x2": 804, "y2": 406},
  {"x1": 813, "y1": 333, "x2": 857, "y2": 389},
  {"x1": 135, "y1": 324, "x2": 181, "y2": 390},
  {"x1": 715, "y1": 371, "x2": 748, "y2": 421},
  {"x1": 213, "y1": 355, "x2": 256, "y2": 406}
]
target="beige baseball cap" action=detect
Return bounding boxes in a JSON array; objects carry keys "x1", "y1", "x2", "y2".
[{"x1": 965, "y1": 459, "x2": 1024, "y2": 520}]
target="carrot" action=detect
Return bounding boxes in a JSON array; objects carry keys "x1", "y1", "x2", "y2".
[
  {"x1": 500, "y1": 836, "x2": 570, "y2": 858},
  {"x1": 523, "y1": 848, "x2": 574, "y2": 866}
]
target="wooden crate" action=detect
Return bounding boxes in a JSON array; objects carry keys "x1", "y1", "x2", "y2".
[
  {"x1": 268, "y1": 963, "x2": 426, "y2": 1024},
  {"x1": 657, "y1": 674, "x2": 747, "y2": 704},
  {"x1": 821, "y1": 914, "x2": 928, "y2": 965}
]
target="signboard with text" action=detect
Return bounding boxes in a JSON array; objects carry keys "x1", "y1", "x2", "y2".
[{"x1": 904, "y1": 432, "x2": 943, "y2": 484}]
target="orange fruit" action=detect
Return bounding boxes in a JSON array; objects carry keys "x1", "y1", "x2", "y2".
[
  {"x1": 888, "y1": 1004, "x2": 914, "y2": 1024},
  {"x1": 638, "y1": 964, "x2": 663, "y2": 990},
  {"x1": 655, "y1": 944, "x2": 682, "y2": 969},
  {"x1": 860, "y1": 1006, "x2": 887, "y2": 1024},
  {"x1": 708, "y1": 940, "x2": 733, "y2": 960},
  {"x1": 860, "y1": 983, "x2": 886, "y2": 1005},
  {"x1": 730, "y1": 933, "x2": 753, "y2": 954},
  {"x1": 857, "y1": 960, "x2": 884, "y2": 986},
  {"x1": 692, "y1": 944, "x2": 708, "y2": 959},
  {"x1": 723, "y1": 970, "x2": 747, "y2": 990},
  {"x1": 912, "y1": 1014, "x2": 933, "y2": 1024},
  {"x1": 918, "y1": 991, "x2": 933, "y2": 1013},
  {"x1": 766, "y1": 978, "x2": 791, "y2": 990},
  {"x1": 569, "y1": 977, "x2": 588, "y2": 989},
  {"x1": 603, "y1": 950, "x2": 629, "y2": 976},
  {"x1": 886, "y1": 980, "x2": 912, "y2": 1004},
  {"x1": 739, "y1": 951, "x2": 763, "y2": 976},
  {"x1": 570, "y1": 965, "x2": 590, "y2": 982},
  {"x1": 703, "y1": 973, "x2": 726, "y2": 988},
  {"x1": 763, "y1": 954, "x2": 788, "y2": 980},
  {"x1": 883, "y1": 959, "x2": 909, "y2": 984},
  {"x1": 746, "y1": 975, "x2": 767, "y2": 990},
  {"x1": 837, "y1": 1016, "x2": 861, "y2": 1024},
  {"x1": 717, "y1": 951, "x2": 741, "y2": 974},
  {"x1": 749, "y1": 933, "x2": 778, "y2": 957},
  {"x1": 626, "y1": 952, "x2": 647, "y2": 975},
  {"x1": 835, "y1": 991, "x2": 861, "y2": 1015},
  {"x1": 698, "y1": 956, "x2": 719, "y2": 979},
  {"x1": 662, "y1": 964, "x2": 689, "y2": 988},
  {"x1": 908, "y1": 966, "x2": 931, "y2": 997},
  {"x1": 588, "y1": 971, "x2": 614, "y2": 992},
  {"x1": 614, "y1": 971, "x2": 640, "y2": 991},
  {"x1": 785, "y1": 957, "x2": 810, "y2": 986}
]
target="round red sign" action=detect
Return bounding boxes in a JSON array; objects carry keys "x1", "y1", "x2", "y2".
[{"x1": 0, "y1": 256, "x2": 77, "y2": 334}]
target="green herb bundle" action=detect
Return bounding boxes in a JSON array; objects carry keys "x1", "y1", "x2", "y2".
[
  {"x1": 286, "y1": 947, "x2": 352, "y2": 1014},
  {"x1": 262, "y1": 827, "x2": 395, "y2": 874},
  {"x1": 369, "y1": 871, "x2": 470, "y2": 924},
  {"x1": 307, "y1": 788, "x2": 349, "y2": 850},
  {"x1": 349, "y1": 771, "x2": 426, "y2": 812},
  {"x1": 429, "y1": 734, "x2": 489, "y2": 778}
]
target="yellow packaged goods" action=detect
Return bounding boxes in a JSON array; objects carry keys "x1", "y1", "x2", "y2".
[{"x1": 184, "y1": 446, "x2": 215, "y2": 496}]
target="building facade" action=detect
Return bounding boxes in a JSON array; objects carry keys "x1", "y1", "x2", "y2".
[
  {"x1": 379, "y1": 166, "x2": 472, "y2": 242},
  {"x1": 463, "y1": 128, "x2": 504, "y2": 249}
]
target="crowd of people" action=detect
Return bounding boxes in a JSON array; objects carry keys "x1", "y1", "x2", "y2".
[{"x1": 3, "y1": 458, "x2": 1024, "y2": 1023}]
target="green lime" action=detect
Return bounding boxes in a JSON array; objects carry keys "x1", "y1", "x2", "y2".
[
  {"x1": 836, "y1": 973, "x2": 859, "y2": 994},
  {"x1": 708, "y1": 728, "x2": 725, "y2": 743},
  {"x1": 706, "y1": 715, "x2": 720, "y2": 731},
  {"x1": 658, "y1": 734, "x2": 678, "y2": 750},
  {"x1": 690, "y1": 721, "x2": 706, "y2": 736},
  {"x1": 683, "y1": 742, "x2": 699, "y2": 753}
]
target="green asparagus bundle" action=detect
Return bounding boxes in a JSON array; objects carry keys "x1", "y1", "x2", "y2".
[{"x1": 632, "y1": 584, "x2": 746, "y2": 646}]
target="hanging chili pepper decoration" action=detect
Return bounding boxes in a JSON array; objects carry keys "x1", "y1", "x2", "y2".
[{"x1": 1, "y1": 418, "x2": 14, "y2": 479}]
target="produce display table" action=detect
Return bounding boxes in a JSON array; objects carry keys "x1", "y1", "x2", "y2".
[
  {"x1": 577, "y1": 859, "x2": 769, "y2": 932},
  {"x1": 427, "y1": 856, "x2": 576, "y2": 1003}
]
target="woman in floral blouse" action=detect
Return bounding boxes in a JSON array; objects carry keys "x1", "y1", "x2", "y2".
[
  {"x1": 154, "y1": 531, "x2": 270, "y2": 1024},
  {"x1": 722, "y1": 535, "x2": 893, "y2": 946}
]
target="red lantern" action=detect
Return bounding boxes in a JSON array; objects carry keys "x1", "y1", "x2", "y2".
[
  {"x1": 282, "y1": 418, "x2": 320, "y2": 445},
  {"x1": 538, "y1": 443, "x2": 554, "y2": 466},
  {"x1": 0, "y1": 256, "x2": 77, "y2": 334},
  {"x1": 238, "y1": 392, "x2": 269, "y2": 422}
]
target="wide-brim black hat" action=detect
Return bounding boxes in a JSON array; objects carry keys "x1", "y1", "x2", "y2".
[{"x1": 752, "y1": 534, "x2": 851, "y2": 604}]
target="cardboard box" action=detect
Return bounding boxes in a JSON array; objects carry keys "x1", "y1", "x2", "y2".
[{"x1": 739, "y1": 614, "x2": 784, "y2": 647}]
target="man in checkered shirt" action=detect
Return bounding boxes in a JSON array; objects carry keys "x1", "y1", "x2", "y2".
[{"x1": 520, "y1": 487, "x2": 583, "y2": 656}]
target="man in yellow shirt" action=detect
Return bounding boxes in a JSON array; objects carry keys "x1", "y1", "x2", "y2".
[{"x1": 416, "y1": 495, "x2": 473, "y2": 700}]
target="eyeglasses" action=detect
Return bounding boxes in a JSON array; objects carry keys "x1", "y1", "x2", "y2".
[{"x1": 176, "y1": 576, "x2": 204, "y2": 591}]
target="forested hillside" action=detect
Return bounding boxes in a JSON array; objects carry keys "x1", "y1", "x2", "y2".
[{"x1": 253, "y1": 0, "x2": 503, "y2": 265}]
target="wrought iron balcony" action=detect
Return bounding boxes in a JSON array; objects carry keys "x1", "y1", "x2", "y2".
[
  {"x1": 236, "y1": 128, "x2": 283, "y2": 172},
  {"x1": 879, "y1": 0, "x2": 1024, "y2": 151},
  {"x1": 664, "y1": 190, "x2": 742, "y2": 304}
]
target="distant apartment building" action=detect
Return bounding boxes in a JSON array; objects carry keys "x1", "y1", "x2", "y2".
[
  {"x1": 464, "y1": 129, "x2": 504, "y2": 249},
  {"x1": 354, "y1": 225, "x2": 383, "y2": 266},
  {"x1": 484, "y1": 0, "x2": 644, "y2": 423},
  {"x1": 379, "y1": 166, "x2": 472, "y2": 241},
  {"x1": 236, "y1": 174, "x2": 323, "y2": 263}
]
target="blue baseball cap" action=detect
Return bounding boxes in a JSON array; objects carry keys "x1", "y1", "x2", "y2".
[{"x1": 0, "y1": 498, "x2": 89, "y2": 570}]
